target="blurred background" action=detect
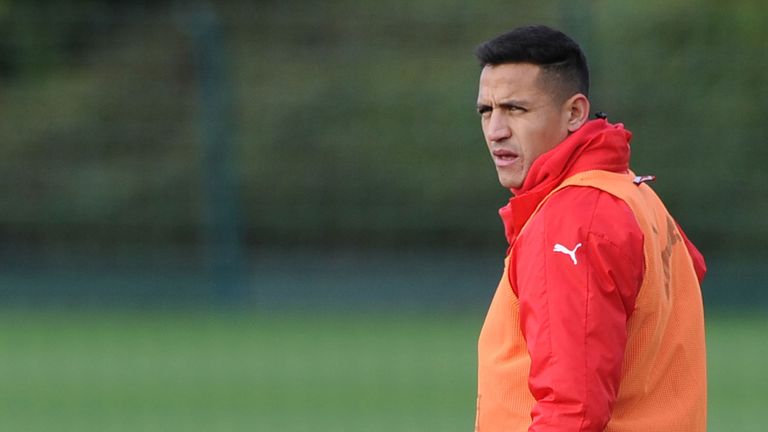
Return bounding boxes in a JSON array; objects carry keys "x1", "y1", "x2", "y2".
[{"x1": 1, "y1": 0, "x2": 766, "y2": 430}]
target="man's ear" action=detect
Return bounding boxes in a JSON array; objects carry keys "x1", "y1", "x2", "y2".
[{"x1": 565, "y1": 93, "x2": 590, "y2": 132}]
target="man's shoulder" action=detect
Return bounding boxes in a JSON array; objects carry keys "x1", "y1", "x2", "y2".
[
  {"x1": 526, "y1": 184, "x2": 643, "y2": 243},
  {"x1": 513, "y1": 184, "x2": 645, "y2": 280}
]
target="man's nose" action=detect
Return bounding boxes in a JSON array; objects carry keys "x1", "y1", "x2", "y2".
[{"x1": 486, "y1": 111, "x2": 511, "y2": 142}]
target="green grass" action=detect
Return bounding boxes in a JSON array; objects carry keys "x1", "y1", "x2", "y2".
[
  {"x1": 705, "y1": 313, "x2": 768, "y2": 432},
  {"x1": 0, "y1": 310, "x2": 764, "y2": 431}
]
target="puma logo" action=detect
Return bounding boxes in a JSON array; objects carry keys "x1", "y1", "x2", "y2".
[{"x1": 553, "y1": 243, "x2": 582, "y2": 265}]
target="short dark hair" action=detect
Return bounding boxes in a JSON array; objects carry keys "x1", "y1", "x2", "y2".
[{"x1": 475, "y1": 25, "x2": 590, "y2": 100}]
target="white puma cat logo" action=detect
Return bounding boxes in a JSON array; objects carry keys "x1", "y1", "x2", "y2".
[{"x1": 553, "y1": 243, "x2": 582, "y2": 265}]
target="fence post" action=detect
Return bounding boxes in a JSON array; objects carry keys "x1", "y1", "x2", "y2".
[{"x1": 175, "y1": 1, "x2": 248, "y2": 306}]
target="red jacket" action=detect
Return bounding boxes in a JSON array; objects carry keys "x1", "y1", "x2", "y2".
[{"x1": 477, "y1": 119, "x2": 706, "y2": 431}]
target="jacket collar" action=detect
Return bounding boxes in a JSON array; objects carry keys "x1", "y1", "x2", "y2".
[{"x1": 499, "y1": 118, "x2": 633, "y2": 246}]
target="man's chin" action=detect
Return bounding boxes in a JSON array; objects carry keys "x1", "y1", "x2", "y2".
[{"x1": 498, "y1": 176, "x2": 523, "y2": 190}]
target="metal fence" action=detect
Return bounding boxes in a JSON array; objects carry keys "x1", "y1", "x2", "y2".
[{"x1": 0, "y1": 1, "x2": 766, "y2": 308}]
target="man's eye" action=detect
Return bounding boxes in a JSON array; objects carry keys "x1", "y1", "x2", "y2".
[{"x1": 477, "y1": 107, "x2": 491, "y2": 116}]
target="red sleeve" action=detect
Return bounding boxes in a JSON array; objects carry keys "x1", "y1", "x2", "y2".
[
  {"x1": 675, "y1": 221, "x2": 707, "y2": 283},
  {"x1": 513, "y1": 186, "x2": 644, "y2": 431}
]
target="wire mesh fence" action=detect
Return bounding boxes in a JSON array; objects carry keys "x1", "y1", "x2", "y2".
[{"x1": 1, "y1": 0, "x2": 766, "y2": 307}]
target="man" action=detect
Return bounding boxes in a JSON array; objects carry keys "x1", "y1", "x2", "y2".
[{"x1": 473, "y1": 25, "x2": 707, "y2": 431}]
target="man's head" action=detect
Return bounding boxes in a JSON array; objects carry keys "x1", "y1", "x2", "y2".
[{"x1": 475, "y1": 25, "x2": 591, "y2": 189}]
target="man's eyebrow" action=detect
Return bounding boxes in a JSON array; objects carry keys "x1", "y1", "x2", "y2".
[
  {"x1": 498, "y1": 99, "x2": 529, "y2": 108},
  {"x1": 475, "y1": 99, "x2": 530, "y2": 111}
]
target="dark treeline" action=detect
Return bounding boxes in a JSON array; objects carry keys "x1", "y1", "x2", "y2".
[{"x1": 1, "y1": 1, "x2": 765, "y2": 257}]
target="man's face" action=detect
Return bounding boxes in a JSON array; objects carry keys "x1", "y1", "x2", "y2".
[{"x1": 477, "y1": 63, "x2": 571, "y2": 189}]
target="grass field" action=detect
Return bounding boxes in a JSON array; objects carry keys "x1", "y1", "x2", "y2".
[{"x1": 0, "y1": 310, "x2": 765, "y2": 431}]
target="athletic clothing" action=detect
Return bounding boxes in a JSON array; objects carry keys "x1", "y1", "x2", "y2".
[{"x1": 476, "y1": 119, "x2": 707, "y2": 431}]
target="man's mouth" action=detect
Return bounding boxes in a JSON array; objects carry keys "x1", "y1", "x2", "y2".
[{"x1": 492, "y1": 149, "x2": 519, "y2": 167}]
